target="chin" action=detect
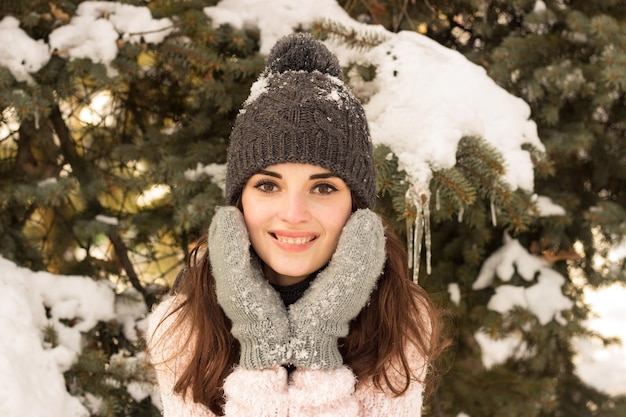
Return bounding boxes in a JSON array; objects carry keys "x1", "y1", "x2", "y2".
[
  {"x1": 274, "y1": 268, "x2": 314, "y2": 279},
  {"x1": 266, "y1": 262, "x2": 321, "y2": 284}
]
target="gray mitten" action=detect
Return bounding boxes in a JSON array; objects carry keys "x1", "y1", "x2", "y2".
[
  {"x1": 288, "y1": 209, "x2": 386, "y2": 370},
  {"x1": 209, "y1": 206, "x2": 291, "y2": 369}
]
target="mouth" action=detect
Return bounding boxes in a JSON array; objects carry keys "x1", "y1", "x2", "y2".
[{"x1": 270, "y1": 232, "x2": 318, "y2": 246}]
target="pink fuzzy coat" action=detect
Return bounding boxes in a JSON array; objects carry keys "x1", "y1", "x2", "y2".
[{"x1": 148, "y1": 297, "x2": 427, "y2": 417}]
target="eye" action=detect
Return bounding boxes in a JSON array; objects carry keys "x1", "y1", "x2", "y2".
[
  {"x1": 312, "y1": 182, "x2": 338, "y2": 195},
  {"x1": 253, "y1": 180, "x2": 279, "y2": 194}
]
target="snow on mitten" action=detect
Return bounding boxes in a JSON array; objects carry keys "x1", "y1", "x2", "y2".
[
  {"x1": 288, "y1": 209, "x2": 386, "y2": 370},
  {"x1": 209, "y1": 206, "x2": 291, "y2": 369}
]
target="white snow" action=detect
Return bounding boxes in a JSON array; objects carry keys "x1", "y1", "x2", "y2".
[
  {"x1": 0, "y1": 0, "x2": 624, "y2": 414},
  {"x1": 473, "y1": 234, "x2": 547, "y2": 288},
  {"x1": 448, "y1": 283, "x2": 461, "y2": 306},
  {"x1": 184, "y1": 162, "x2": 227, "y2": 191},
  {"x1": 474, "y1": 330, "x2": 526, "y2": 369},
  {"x1": 473, "y1": 233, "x2": 574, "y2": 326},
  {"x1": 534, "y1": 194, "x2": 567, "y2": 216},
  {"x1": 472, "y1": 234, "x2": 626, "y2": 395},
  {"x1": 205, "y1": 0, "x2": 542, "y2": 197},
  {"x1": 1, "y1": 0, "x2": 541, "y2": 199},
  {"x1": 486, "y1": 271, "x2": 573, "y2": 326},
  {"x1": 95, "y1": 214, "x2": 119, "y2": 226},
  {"x1": 49, "y1": 2, "x2": 173, "y2": 67},
  {"x1": 0, "y1": 17, "x2": 50, "y2": 83},
  {"x1": 0, "y1": 256, "x2": 153, "y2": 416},
  {"x1": 38, "y1": 177, "x2": 58, "y2": 187},
  {"x1": 573, "y1": 284, "x2": 626, "y2": 396}
]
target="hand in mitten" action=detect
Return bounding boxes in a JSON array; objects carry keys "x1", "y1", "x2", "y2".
[
  {"x1": 288, "y1": 209, "x2": 386, "y2": 370},
  {"x1": 209, "y1": 206, "x2": 291, "y2": 369}
]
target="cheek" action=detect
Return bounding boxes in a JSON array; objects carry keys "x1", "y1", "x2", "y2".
[
  {"x1": 242, "y1": 210, "x2": 256, "y2": 235},
  {"x1": 241, "y1": 193, "x2": 263, "y2": 239},
  {"x1": 242, "y1": 206, "x2": 263, "y2": 236},
  {"x1": 242, "y1": 211, "x2": 267, "y2": 259},
  {"x1": 241, "y1": 199, "x2": 282, "y2": 264},
  {"x1": 321, "y1": 203, "x2": 353, "y2": 244}
]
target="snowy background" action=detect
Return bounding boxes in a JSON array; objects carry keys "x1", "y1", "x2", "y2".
[{"x1": 1, "y1": 0, "x2": 625, "y2": 416}]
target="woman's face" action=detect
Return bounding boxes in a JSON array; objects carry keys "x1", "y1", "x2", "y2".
[{"x1": 241, "y1": 163, "x2": 352, "y2": 286}]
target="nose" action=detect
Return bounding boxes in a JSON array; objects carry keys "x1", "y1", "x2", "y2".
[{"x1": 278, "y1": 190, "x2": 311, "y2": 223}]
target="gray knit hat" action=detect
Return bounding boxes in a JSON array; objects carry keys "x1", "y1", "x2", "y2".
[{"x1": 225, "y1": 33, "x2": 376, "y2": 208}]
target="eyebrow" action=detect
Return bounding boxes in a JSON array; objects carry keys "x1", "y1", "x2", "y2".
[{"x1": 257, "y1": 170, "x2": 339, "y2": 180}]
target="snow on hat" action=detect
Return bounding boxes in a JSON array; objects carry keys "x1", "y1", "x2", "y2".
[{"x1": 224, "y1": 32, "x2": 376, "y2": 208}]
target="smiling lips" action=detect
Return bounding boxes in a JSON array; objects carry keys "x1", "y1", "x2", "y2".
[{"x1": 270, "y1": 231, "x2": 318, "y2": 251}]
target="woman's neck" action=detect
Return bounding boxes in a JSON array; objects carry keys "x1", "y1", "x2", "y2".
[{"x1": 269, "y1": 274, "x2": 316, "y2": 307}]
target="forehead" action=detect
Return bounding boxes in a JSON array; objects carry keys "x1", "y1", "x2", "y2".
[{"x1": 253, "y1": 163, "x2": 335, "y2": 177}]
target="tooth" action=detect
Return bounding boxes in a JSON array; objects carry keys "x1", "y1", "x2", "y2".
[{"x1": 278, "y1": 236, "x2": 310, "y2": 244}]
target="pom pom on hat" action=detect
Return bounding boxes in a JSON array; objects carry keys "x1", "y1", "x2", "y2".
[
  {"x1": 265, "y1": 33, "x2": 343, "y2": 79},
  {"x1": 225, "y1": 33, "x2": 376, "y2": 209}
]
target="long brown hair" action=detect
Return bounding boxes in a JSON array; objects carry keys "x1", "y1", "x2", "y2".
[{"x1": 151, "y1": 214, "x2": 446, "y2": 415}]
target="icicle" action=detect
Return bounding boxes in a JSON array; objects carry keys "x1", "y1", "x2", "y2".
[
  {"x1": 435, "y1": 188, "x2": 440, "y2": 211},
  {"x1": 422, "y1": 194, "x2": 432, "y2": 275},
  {"x1": 34, "y1": 109, "x2": 40, "y2": 130},
  {"x1": 406, "y1": 192, "x2": 414, "y2": 269},
  {"x1": 406, "y1": 187, "x2": 432, "y2": 282},
  {"x1": 405, "y1": 188, "x2": 419, "y2": 282},
  {"x1": 457, "y1": 206, "x2": 464, "y2": 223},
  {"x1": 413, "y1": 205, "x2": 423, "y2": 282},
  {"x1": 490, "y1": 197, "x2": 497, "y2": 226}
]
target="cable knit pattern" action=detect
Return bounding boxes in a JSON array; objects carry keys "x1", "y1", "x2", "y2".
[
  {"x1": 148, "y1": 296, "x2": 427, "y2": 417},
  {"x1": 225, "y1": 33, "x2": 377, "y2": 209}
]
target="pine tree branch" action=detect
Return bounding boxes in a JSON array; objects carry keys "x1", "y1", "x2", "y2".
[
  {"x1": 310, "y1": 18, "x2": 388, "y2": 50},
  {"x1": 456, "y1": 161, "x2": 532, "y2": 232},
  {"x1": 459, "y1": 136, "x2": 505, "y2": 176},
  {"x1": 49, "y1": 104, "x2": 151, "y2": 306},
  {"x1": 127, "y1": 23, "x2": 179, "y2": 38},
  {"x1": 49, "y1": 105, "x2": 91, "y2": 182},
  {"x1": 109, "y1": 231, "x2": 150, "y2": 306},
  {"x1": 432, "y1": 170, "x2": 476, "y2": 205}
]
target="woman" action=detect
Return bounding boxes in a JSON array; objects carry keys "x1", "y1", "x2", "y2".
[{"x1": 148, "y1": 33, "x2": 446, "y2": 416}]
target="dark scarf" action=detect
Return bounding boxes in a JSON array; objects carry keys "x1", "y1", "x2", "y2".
[{"x1": 270, "y1": 274, "x2": 316, "y2": 307}]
